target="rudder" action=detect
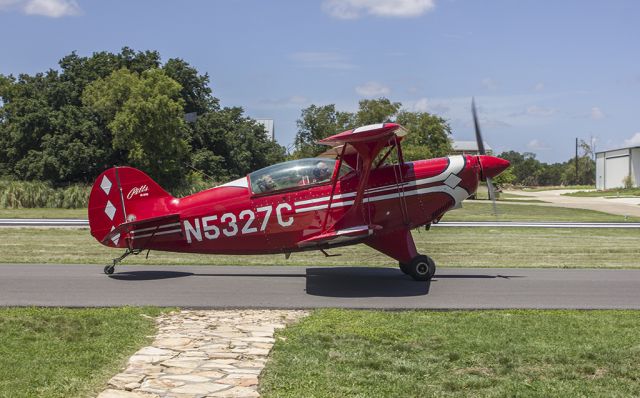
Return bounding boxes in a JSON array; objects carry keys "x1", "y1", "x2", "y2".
[{"x1": 88, "y1": 167, "x2": 176, "y2": 247}]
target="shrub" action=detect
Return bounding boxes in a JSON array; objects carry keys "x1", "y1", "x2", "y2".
[{"x1": 0, "y1": 180, "x2": 89, "y2": 208}]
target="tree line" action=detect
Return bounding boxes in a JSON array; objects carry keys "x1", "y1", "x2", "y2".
[
  {"x1": 497, "y1": 140, "x2": 595, "y2": 187},
  {"x1": 291, "y1": 98, "x2": 453, "y2": 160},
  {"x1": 0, "y1": 47, "x2": 285, "y2": 191},
  {"x1": 0, "y1": 47, "x2": 594, "y2": 196}
]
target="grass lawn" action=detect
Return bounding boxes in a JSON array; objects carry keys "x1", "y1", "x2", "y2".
[
  {"x1": 1, "y1": 226, "x2": 639, "y2": 268},
  {"x1": 0, "y1": 208, "x2": 87, "y2": 219},
  {"x1": 563, "y1": 188, "x2": 640, "y2": 198},
  {"x1": 260, "y1": 309, "x2": 640, "y2": 397},
  {"x1": 0, "y1": 307, "x2": 164, "y2": 398},
  {"x1": 446, "y1": 201, "x2": 640, "y2": 222},
  {"x1": 3, "y1": 201, "x2": 638, "y2": 222}
]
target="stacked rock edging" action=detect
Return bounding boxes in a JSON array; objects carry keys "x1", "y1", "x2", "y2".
[{"x1": 97, "y1": 309, "x2": 308, "y2": 398}]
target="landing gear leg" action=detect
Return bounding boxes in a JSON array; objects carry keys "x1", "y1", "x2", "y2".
[
  {"x1": 407, "y1": 255, "x2": 436, "y2": 281},
  {"x1": 103, "y1": 248, "x2": 141, "y2": 275}
]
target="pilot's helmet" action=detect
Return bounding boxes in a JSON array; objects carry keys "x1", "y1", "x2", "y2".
[{"x1": 313, "y1": 162, "x2": 330, "y2": 179}]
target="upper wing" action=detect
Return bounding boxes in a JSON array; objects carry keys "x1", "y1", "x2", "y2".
[
  {"x1": 309, "y1": 123, "x2": 408, "y2": 238},
  {"x1": 318, "y1": 123, "x2": 407, "y2": 147}
]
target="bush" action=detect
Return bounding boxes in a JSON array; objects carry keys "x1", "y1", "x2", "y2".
[
  {"x1": 0, "y1": 180, "x2": 90, "y2": 208},
  {"x1": 623, "y1": 175, "x2": 634, "y2": 189}
]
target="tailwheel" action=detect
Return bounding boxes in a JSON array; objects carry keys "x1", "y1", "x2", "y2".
[{"x1": 408, "y1": 255, "x2": 436, "y2": 281}]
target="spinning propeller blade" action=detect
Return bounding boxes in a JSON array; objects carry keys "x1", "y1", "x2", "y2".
[{"x1": 472, "y1": 98, "x2": 498, "y2": 215}]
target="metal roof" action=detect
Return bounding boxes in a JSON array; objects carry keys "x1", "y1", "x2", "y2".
[
  {"x1": 452, "y1": 140, "x2": 492, "y2": 152},
  {"x1": 595, "y1": 145, "x2": 640, "y2": 155}
]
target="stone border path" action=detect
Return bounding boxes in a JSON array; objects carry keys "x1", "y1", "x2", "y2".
[{"x1": 98, "y1": 310, "x2": 308, "y2": 398}]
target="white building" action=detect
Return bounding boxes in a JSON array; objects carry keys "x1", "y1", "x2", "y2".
[
  {"x1": 451, "y1": 140, "x2": 492, "y2": 156},
  {"x1": 595, "y1": 146, "x2": 640, "y2": 189},
  {"x1": 256, "y1": 119, "x2": 275, "y2": 141}
]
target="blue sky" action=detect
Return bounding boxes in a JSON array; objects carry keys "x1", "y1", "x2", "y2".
[{"x1": 1, "y1": 0, "x2": 639, "y2": 162}]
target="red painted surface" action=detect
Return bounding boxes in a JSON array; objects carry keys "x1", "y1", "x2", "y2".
[{"x1": 88, "y1": 124, "x2": 509, "y2": 264}]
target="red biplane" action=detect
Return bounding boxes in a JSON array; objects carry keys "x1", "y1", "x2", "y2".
[{"x1": 89, "y1": 104, "x2": 509, "y2": 281}]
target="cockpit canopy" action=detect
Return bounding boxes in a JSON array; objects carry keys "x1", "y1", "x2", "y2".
[{"x1": 249, "y1": 158, "x2": 352, "y2": 195}]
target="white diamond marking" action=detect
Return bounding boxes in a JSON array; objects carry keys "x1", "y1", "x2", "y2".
[
  {"x1": 111, "y1": 233, "x2": 120, "y2": 246},
  {"x1": 444, "y1": 174, "x2": 462, "y2": 189},
  {"x1": 104, "y1": 200, "x2": 116, "y2": 220},
  {"x1": 100, "y1": 175, "x2": 112, "y2": 195}
]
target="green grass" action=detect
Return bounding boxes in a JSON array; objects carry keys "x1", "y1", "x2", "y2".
[
  {"x1": 260, "y1": 309, "x2": 640, "y2": 398},
  {"x1": 4, "y1": 201, "x2": 636, "y2": 222},
  {"x1": 0, "y1": 307, "x2": 165, "y2": 398},
  {"x1": 1, "y1": 226, "x2": 639, "y2": 268},
  {"x1": 447, "y1": 202, "x2": 640, "y2": 222},
  {"x1": 563, "y1": 188, "x2": 640, "y2": 197},
  {"x1": 0, "y1": 208, "x2": 87, "y2": 219}
]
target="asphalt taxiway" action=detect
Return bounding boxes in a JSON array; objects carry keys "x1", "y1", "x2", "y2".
[{"x1": 1, "y1": 264, "x2": 638, "y2": 309}]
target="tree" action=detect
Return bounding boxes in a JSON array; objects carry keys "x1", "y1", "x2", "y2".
[
  {"x1": 82, "y1": 68, "x2": 190, "y2": 189},
  {"x1": 293, "y1": 104, "x2": 353, "y2": 158},
  {"x1": 355, "y1": 98, "x2": 401, "y2": 126},
  {"x1": 396, "y1": 111, "x2": 452, "y2": 160},
  {"x1": 191, "y1": 107, "x2": 286, "y2": 180},
  {"x1": 163, "y1": 58, "x2": 219, "y2": 115},
  {"x1": 293, "y1": 98, "x2": 452, "y2": 161}
]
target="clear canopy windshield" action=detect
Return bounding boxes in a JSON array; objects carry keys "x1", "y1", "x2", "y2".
[{"x1": 249, "y1": 158, "x2": 352, "y2": 195}]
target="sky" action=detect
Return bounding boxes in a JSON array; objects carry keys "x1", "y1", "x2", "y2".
[{"x1": 1, "y1": 0, "x2": 639, "y2": 163}]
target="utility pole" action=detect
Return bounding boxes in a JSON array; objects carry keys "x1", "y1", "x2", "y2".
[{"x1": 575, "y1": 137, "x2": 579, "y2": 183}]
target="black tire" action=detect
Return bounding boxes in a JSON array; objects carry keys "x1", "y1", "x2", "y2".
[
  {"x1": 399, "y1": 262, "x2": 410, "y2": 275},
  {"x1": 408, "y1": 255, "x2": 436, "y2": 281},
  {"x1": 103, "y1": 265, "x2": 114, "y2": 275}
]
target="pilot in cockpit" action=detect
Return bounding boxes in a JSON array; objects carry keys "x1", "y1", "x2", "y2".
[{"x1": 312, "y1": 161, "x2": 331, "y2": 183}]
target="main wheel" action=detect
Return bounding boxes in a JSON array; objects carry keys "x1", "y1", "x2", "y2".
[
  {"x1": 399, "y1": 262, "x2": 410, "y2": 275},
  {"x1": 103, "y1": 265, "x2": 115, "y2": 275},
  {"x1": 408, "y1": 255, "x2": 436, "y2": 281}
]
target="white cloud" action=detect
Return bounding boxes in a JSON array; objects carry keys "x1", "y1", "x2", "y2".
[
  {"x1": 258, "y1": 96, "x2": 309, "y2": 109},
  {"x1": 481, "y1": 78, "x2": 497, "y2": 90},
  {"x1": 323, "y1": 0, "x2": 435, "y2": 19},
  {"x1": 413, "y1": 98, "x2": 429, "y2": 112},
  {"x1": 290, "y1": 52, "x2": 356, "y2": 70},
  {"x1": 355, "y1": 81, "x2": 390, "y2": 97},
  {"x1": 590, "y1": 106, "x2": 605, "y2": 120},
  {"x1": 0, "y1": 0, "x2": 80, "y2": 17},
  {"x1": 525, "y1": 105, "x2": 556, "y2": 117},
  {"x1": 533, "y1": 82, "x2": 544, "y2": 92},
  {"x1": 527, "y1": 139, "x2": 550, "y2": 150},
  {"x1": 624, "y1": 132, "x2": 640, "y2": 147},
  {"x1": 409, "y1": 97, "x2": 450, "y2": 114}
]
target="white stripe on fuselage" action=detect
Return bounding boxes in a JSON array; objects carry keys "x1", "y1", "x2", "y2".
[{"x1": 293, "y1": 155, "x2": 468, "y2": 213}]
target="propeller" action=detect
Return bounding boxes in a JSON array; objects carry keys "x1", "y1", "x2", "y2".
[{"x1": 472, "y1": 98, "x2": 498, "y2": 215}]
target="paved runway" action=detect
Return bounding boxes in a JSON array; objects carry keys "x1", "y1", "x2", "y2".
[{"x1": 1, "y1": 264, "x2": 639, "y2": 309}]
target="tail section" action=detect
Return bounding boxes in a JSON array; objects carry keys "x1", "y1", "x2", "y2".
[{"x1": 88, "y1": 166, "x2": 177, "y2": 247}]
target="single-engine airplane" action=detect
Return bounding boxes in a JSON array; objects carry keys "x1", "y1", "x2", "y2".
[{"x1": 89, "y1": 101, "x2": 509, "y2": 281}]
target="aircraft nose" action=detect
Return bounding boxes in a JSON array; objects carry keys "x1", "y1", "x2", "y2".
[{"x1": 478, "y1": 155, "x2": 510, "y2": 179}]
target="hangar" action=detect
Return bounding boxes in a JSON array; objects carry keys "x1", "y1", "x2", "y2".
[{"x1": 595, "y1": 146, "x2": 640, "y2": 189}]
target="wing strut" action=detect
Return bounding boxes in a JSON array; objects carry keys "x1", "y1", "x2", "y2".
[{"x1": 321, "y1": 143, "x2": 347, "y2": 232}]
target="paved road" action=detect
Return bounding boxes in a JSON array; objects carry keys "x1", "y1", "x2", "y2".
[
  {"x1": 2, "y1": 218, "x2": 640, "y2": 228},
  {"x1": 505, "y1": 189, "x2": 640, "y2": 217},
  {"x1": 1, "y1": 264, "x2": 639, "y2": 309}
]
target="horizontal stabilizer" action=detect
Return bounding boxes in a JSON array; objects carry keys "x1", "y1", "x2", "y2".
[{"x1": 101, "y1": 214, "x2": 181, "y2": 247}]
